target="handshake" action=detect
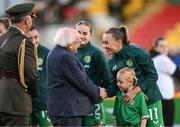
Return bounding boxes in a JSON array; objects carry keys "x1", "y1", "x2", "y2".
[{"x1": 99, "y1": 87, "x2": 107, "y2": 99}]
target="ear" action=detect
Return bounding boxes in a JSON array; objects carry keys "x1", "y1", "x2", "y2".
[
  {"x1": 116, "y1": 39, "x2": 122, "y2": 49},
  {"x1": 117, "y1": 39, "x2": 123, "y2": 45},
  {"x1": 67, "y1": 45, "x2": 72, "y2": 50},
  {"x1": 24, "y1": 18, "x2": 28, "y2": 26},
  {"x1": 24, "y1": 16, "x2": 30, "y2": 26}
]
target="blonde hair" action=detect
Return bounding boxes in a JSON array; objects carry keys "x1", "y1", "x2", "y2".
[{"x1": 117, "y1": 67, "x2": 137, "y2": 86}]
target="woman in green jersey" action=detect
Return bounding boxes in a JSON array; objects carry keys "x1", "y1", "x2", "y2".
[{"x1": 102, "y1": 26, "x2": 164, "y2": 126}]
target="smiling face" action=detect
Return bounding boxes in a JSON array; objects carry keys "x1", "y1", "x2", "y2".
[
  {"x1": 102, "y1": 33, "x2": 122, "y2": 56},
  {"x1": 76, "y1": 24, "x2": 91, "y2": 46},
  {"x1": 68, "y1": 35, "x2": 81, "y2": 53},
  {"x1": 116, "y1": 68, "x2": 136, "y2": 92},
  {"x1": 117, "y1": 73, "x2": 133, "y2": 91},
  {"x1": 26, "y1": 28, "x2": 39, "y2": 47}
]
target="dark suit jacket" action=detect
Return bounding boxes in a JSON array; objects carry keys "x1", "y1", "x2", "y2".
[
  {"x1": 47, "y1": 45, "x2": 100, "y2": 117},
  {"x1": 0, "y1": 26, "x2": 39, "y2": 116}
]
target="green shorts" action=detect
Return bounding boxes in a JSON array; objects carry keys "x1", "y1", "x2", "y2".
[
  {"x1": 147, "y1": 100, "x2": 164, "y2": 127},
  {"x1": 82, "y1": 102, "x2": 106, "y2": 126},
  {"x1": 29, "y1": 110, "x2": 53, "y2": 127}
]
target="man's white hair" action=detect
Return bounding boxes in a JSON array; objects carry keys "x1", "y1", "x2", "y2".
[{"x1": 54, "y1": 28, "x2": 79, "y2": 47}]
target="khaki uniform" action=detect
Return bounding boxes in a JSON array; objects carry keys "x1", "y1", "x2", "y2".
[{"x1": 0, "y1": 26, "x2": 39, "y2": 116}]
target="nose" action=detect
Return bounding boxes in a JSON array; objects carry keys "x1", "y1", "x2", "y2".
[
  {"x1": 79, "y1": 37, "x2": 82, "y2": 41},
  {"x1": 79, "y1": 35, "x2": 84, "y2": 40}
]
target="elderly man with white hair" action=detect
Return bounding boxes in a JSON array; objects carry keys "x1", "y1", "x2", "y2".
[{"x1": 47, "y1": 28, "x2": 105, "y2": 126}]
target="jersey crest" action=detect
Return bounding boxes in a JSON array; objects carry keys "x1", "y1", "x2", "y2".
[
  {"x1": 126, "y1": 59, "x2": 134, "y2": 67},
  {"x1": 83, "y1": 56, "x2": 91, "y2": 64},
  {"x1": 38, "y1": 58, "x2": 43, "y2": 66}
]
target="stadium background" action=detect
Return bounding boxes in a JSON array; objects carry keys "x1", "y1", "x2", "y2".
[{"x1": 1, "y1": 0, "x2": 180, "y2": 126}]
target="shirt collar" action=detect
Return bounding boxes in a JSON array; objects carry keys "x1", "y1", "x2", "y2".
[{"x1": 11, "y1": 25, "x2": 25, "y2": 35}]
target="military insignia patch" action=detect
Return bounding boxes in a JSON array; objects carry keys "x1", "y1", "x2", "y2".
[
  {"x1": 84, "y1": 56, "x2": 91, "y2": 63},
  {"x1": 126, "y1": 59, "x2": 134, "y2": 67},
  {"x1": 38, "y1": 58, "x2": 43, "y2": 66}
]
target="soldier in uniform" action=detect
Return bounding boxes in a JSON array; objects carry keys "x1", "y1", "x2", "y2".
[
  {"x1": 75, "y1": 21, "x2": 112, "y2": 127},
  {"x1": 0, "y1": 2, "x2": 39, "y2": 126},
  {"x1": 26, "y1": 26, "x2": 53, "y2": 127}
]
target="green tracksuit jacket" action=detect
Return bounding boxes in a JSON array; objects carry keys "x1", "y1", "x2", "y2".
[
  {"x1": 76, "y1": 42, "x2": 112, "y2": 102},
  {"x1": 32, "y1": 44, "x2": 49, "y2": 112},
  {"x1": 106, "y1": 44, "x2": 162, "y2": 105}
]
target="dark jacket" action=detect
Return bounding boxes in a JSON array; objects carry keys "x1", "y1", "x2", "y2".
[
  {"x1": 47, "y1": 45, "x2": 100, "y2": 117},
  {"x1": 0, "y1": 26, "x2": 39, "y2": 116},
  {"x1": 76, "y1": 42, "x2": 112, "y2": 89},
  {"x1": 76, "y1": 42, "x2": 112, "y2": 103}
]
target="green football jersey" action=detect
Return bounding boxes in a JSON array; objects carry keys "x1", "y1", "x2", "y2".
[
  {"x1": 114, "y1": 91, "x2": 149, "y2": 126},
  {"x1": 76, "y1": 42, "x2": 112, "y2": 125},
  {"x1": 76, "y1": 42, "x2": 112, "y2": 89}
]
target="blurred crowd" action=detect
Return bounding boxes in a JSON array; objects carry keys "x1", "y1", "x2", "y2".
[{"x1": 0, "y1": 0, "x2": 148, "y2": 48}]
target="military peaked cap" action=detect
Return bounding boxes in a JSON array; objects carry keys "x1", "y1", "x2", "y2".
[{"x1": 5, "y1": 2, "x2": 36, "y2": 18}]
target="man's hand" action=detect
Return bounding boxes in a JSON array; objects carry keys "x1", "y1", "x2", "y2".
[{"x1": 99, "y1": 87, "x2": 107, "y2": 99}]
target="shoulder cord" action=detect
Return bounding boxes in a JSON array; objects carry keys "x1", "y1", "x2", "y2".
[
  {"x1": 18, "y1": 39, "x2": 38, "y2": 90},
  {"x1": 18, "y1": 39, "x2": 28, "y2": 89}
]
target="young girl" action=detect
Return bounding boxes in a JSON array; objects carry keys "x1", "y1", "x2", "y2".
[{"x1": 114, "y1": 67, "x2": 149, "y2": 126}]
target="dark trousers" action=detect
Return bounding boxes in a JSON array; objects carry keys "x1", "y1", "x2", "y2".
[
  {"x1": 50, "y1": 116, "x2": 83, "y2": 127},
  {"x1": 162, "y1": 99, "x2": 174, "y2": 127},
  {"x1": 0, "y1": 112, "x2": 29, "y2": 126}
]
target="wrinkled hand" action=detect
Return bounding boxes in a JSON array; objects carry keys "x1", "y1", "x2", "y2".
[{"x1": 99, "y1": 87, "x2": 107, "y2": 99}]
